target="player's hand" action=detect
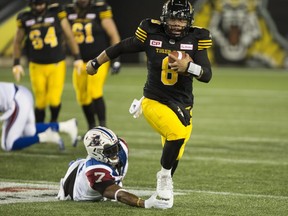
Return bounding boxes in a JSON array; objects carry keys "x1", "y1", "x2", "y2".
[
  {"x1": 144, "y1": 193, "x2": 173, "y2": 209},
  {"x1": 169, "y1": 53, "x2": 193, "y2": 73},
  {"x1": 73, "y1": 59, "x2": 84, "y2": 75},
  {"x1": 86, "y1": 59, "x2": 100, "y2": 75},
  {"x1": 12, "y1": 65, "x2": 25, "y2": 82},
  {"x1": 110, "y1": 59, "x2": 121, "y2": 75}
]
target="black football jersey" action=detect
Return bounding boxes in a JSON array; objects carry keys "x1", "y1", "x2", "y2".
[
  {"x1": 16, "y1": 5, "x2": 67, "y2": 64},
  {"x1": 136, "y1": 19, "x2": 212, "y2": 107},
  {"x1": 65, "y1": 3, "x2": 112, "y2": 62}
]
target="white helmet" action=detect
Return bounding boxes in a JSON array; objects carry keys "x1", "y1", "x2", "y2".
[{"x1": 83, "y1": 126, "x2": 120, "y2": 165}]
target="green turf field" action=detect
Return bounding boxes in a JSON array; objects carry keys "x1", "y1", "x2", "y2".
[{"x1": 0, "y1": 65, "x2": 287, "y2": 215}]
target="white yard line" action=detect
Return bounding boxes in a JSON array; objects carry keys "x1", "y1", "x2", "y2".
[{"x1": 0, "y1": 180, "x2": 287, "y2": 205}]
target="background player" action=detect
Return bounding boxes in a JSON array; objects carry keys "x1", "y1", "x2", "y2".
[
  {"x1": 12, "y1": 0, "x2": 83, "y2": 123},
  {"x1": 0, "y1": 82, "x2": 78, "y2": 151},
  {"x1": 65, "y1": 0, "x2": 121, "y2": 130},
  {"x1": 57, "y1": 126, "x2": 172, "y2": 209},
  {"x1": 86, "y1": 0, "x2": 212, "y2": 203}
]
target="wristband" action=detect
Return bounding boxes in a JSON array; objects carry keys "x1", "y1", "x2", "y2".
[
  {"x1": 137, "y1": 198, "x2": 142, "y2": 207},
  {"x1": 13, "y1": 59, "x2": 20, "y2": 66},
  {"x1": 73, "y1": 54, "x2": 81, "y2": 60},
  {"x1": 186, "y1": 61, "x2": 202, "y2": 77},
  {"x1": 114, "y1": 188, "x2": 127, "y2": 201},
  {"x1": 91, "y1": 58, "x2": 101, "y2": 69}
]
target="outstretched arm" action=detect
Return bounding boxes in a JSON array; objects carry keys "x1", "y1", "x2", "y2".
[
  {"x1": 101, "y1": 183, "x2": 172, "y2": 209},
  {"x1": 86, "y1": 37, "x2": 144, "y2": 75}
]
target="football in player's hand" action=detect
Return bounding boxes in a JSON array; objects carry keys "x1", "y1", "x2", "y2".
[{"x1": 168, "y1": 51, "x2": 184, "y2": 63}]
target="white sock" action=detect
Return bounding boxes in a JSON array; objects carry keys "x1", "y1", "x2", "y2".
[{"x1": 160, "y1": 167, "x2": 171, "y2": 176}]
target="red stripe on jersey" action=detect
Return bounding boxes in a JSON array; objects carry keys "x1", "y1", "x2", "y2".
[{"x1": 86, "y1": 168, "x2": 114, "y2": 188}]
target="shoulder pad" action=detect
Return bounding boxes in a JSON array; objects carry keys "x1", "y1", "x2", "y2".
[
  {"x1": 17, "y1": 11, "x2": 30, "y2": 20},
  {"x1": 65, "y1": 4, "x2": 74, "y2": 9},
  {"x1": 192, "y1": 27, "x2": 212, "y2": 50},
  {"x1": 95, "y1": 2, "x2": 105, "y2": 6},
  {"x1": 139, "y1": 18, "x2": 161, "y2": 32},
  {"x1": 48, "y1": 3, "x2": 64, "y2": 13},
  {"x1": 192, "y1": 26, "x2": 212, "y2": 40}
]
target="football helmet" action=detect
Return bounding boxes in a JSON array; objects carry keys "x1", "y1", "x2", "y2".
[
  {"x1": 74, "y1": 0, "x2": 92, "y2": 9},
  {"x1": 28, "y1": 0, "x2": 49, "y2": 15},
  {"x1": 83, "y1": 126, "x2": 120, "y2": 166},
  {"x1": 28, "y1": 0, "x2": 49, "y2": 5},
  {"x1": 160, "y1": 0, "x2": 194, "y2": 39}
]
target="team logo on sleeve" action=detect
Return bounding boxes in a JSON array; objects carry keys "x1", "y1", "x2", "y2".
[
  {"x1": 44, "y1": 17, "x2": 55, "y2": 24},
  {"x1": 25, "y1": 19, "x2": 35, "y2": 26},
  {"x1": 150, "y1": 40, "x2": 162, "y2": 48},
  {"x1": 180, "y1": 44, "x2": 193, "y2": 50}
]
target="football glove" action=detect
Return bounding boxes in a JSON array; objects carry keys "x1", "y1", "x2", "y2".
[
  {"x1": 12, "y1": 65, "x2": 25, "y2": 82},
  {"x1": 144, "y1": 193, "x2": 173, "y2": 209},
  {"x1": 110, "y1": 57, "x2": 121, "y2": 75},
  {"x1": 73, "y1": 59, "x2": 84, "y2": 75}
]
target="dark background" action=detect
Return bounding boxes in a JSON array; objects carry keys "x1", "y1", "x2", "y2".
[{"x1": 0, "y1": 0, "x2": 287, "y2": 63}]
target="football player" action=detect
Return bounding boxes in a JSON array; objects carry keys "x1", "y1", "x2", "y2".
[
  {"x1": 0, "y1": 82, "x2": 78, "y2": 152},
  {"x1": 57, "y1": 126, "x2": 172, "y2": 209},
  {"x1": 86, "y1": 0, "x2": 212, "y2": 203},
  {"x1": 12, "y1": 0, "x2": 83, "y2": 123},
  {"x1": 65, "y1": 0, "x2": 121, "y2": 130}
]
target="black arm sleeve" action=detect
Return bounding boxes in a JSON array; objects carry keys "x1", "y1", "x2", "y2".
[
  {"x1": 193, "y1": 49, "x2": 212, "y2": 83},
  {"x1": 106, "y1": 37, "x2": 145, "y2": 60}
]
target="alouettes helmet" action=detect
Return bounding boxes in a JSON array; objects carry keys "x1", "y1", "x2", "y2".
[
  {"x1": 83, "y1": 126, "x2": 120, "y2": 166},
  {"x1": 160, "y1": 0, "x2": 194, "y2": 39}
]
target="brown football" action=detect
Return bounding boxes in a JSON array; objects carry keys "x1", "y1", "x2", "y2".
[{"x1": 168, "y1": 51, "x2": 184, "y2": 63}]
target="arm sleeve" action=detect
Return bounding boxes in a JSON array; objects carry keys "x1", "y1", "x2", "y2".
[
  {"x1": 105, "y1": 37, "x2": 145, "y2": 60},
  {"x1": 193, "y1": 49, "x2": 212, "y2": 83}
]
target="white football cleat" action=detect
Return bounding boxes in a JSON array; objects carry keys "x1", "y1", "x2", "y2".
[
  {"x1": 59, "y1": 118, "x2": 78, "y2": 147},
  {"x1": 156, "y1": 171, "x2": 173, "y2": 200},
  {"x1": 38, "y1": 128, "x2": 65, "y2": 151}
]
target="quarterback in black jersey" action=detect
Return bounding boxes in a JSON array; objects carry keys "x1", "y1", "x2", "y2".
[
  {"x1": 86, "y1": 0, "x2": 212, "y2": 205},
  {"x1": 12, "y1": 0, "x2": 83, "y2": 123}
]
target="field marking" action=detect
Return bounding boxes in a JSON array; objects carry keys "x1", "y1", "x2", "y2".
[
  {"x1": 1, "y1": 149, "x2": 287, "y2": 166},
  {"x1": 0, "y1": 180, "x2": 287, "y2": 205}
]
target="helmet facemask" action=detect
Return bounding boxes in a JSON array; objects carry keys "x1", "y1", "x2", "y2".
[{"x1": 160, "y1": 0, "x2": 194, "y2": 39}]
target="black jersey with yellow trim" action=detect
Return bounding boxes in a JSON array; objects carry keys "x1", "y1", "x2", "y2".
[
  {"x1": 65, "y1": 3, "x2": 112, "y2": 62},
  {"x1": 135, "y1": 18, "x2": 212, "y2": 107},
  {"x1": 17, "y1": 4, "x2": 67, "y2": 64}
]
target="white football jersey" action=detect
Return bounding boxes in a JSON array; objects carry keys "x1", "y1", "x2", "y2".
[
  {"x1": 72, "y1": 138, "x2": 129, "y2": 201},
  {"x1": 0, "y1": 82, "x2": 17, "y2": 121},
  {"x1": 0, "y1": 82, "x2": 36, "y2": 151}
]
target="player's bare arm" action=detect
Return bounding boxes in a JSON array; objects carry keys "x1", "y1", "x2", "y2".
[
  {"x1": 61, "y1": 18, "x2": 81, "y2": 58},
  {"x1": 103, "y1": 184, "x2": 145, "y2": 207},
  {"x1": 12, "y1": 27, "x2": 26, "y2": 81},
  {"x1": 101, "y1": 18, "x2": 121, "y2": 45},
  {"x1": 86, "y1": 50, "x2": 110, "y2": 75}
]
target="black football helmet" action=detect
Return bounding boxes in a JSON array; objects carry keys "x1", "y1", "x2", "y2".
[
  {"x1": 160, "y1": 0, "x2": 194, "y2": 39},
  {"x1": 28, "y1": 0, "x2": 49, "y2": 5},
  {"x1": 28, "y1": 0, "x2": 49, "y2": 15}
]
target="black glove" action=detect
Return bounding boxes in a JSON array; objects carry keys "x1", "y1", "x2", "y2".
[{"x1": 111, "y1": 57, "x2": 121, "y2": 75}]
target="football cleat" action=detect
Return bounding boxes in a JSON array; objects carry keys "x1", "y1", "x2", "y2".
[
  {"x1": 156, "y1": 171, "x2": 173, "y2": 200},
  {"x1": 59, "y1": 118, "x2": 78, "y2": 147},
  {"x1": 38, "y1": 128, "x2": 65, "y2": 151}
]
